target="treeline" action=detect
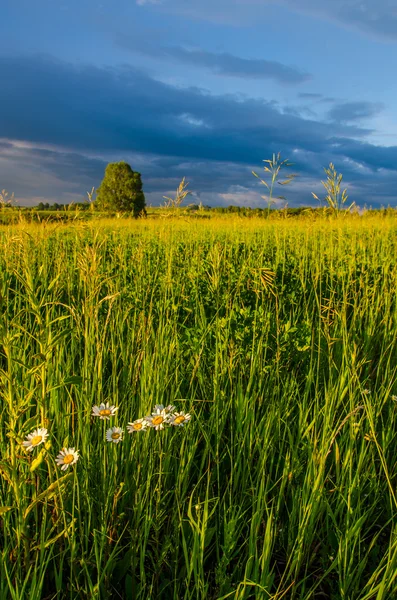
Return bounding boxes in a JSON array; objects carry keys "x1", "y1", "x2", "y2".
[
  {"x1": 186, "y1": 204, "x2": 309, "y2": 215},
  {"x1": 6, "y1": 203, "x2": 397, "y2": 218},
  {"x1": 28, "y1": 202, "x2": 311, "y2": 215},
  {"x1": 33, "y1": 202, "x2": 91, "y2": 211}
]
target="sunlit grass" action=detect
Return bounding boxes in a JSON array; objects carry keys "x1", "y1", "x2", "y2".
[{"x1": 1, "y1": 214, "x2": 397, "y2": 599}]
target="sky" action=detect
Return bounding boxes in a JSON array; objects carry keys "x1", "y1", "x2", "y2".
[{"x1": 1, "y1": 0, "x2": 397, "y2": 208}]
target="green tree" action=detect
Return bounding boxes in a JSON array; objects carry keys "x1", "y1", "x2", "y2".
[{"x1": 96, "y1": 162, "x2": 146, "y2": 217}]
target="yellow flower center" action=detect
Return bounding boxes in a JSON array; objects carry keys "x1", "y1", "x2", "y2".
[
  {"x1": 174, "y1": 415, "x2": 185, "y2": 424},
  {"x1": 63, "y1": 454, "x2": 74, "y2": 464},
  {"x1": 31, "y1": 435, "x2": 43, "y2": 446},
  {"x1": 100, "y1": 409, "x2": 111, "y2": 416},
  {"x1": 152, "y1": 416, "x2": 163, "y2": 426},
  {"x1": 133, "y1": 423, "x2": 142, "y2": 430},
  {"x1": 111, "y1": 432, "x2": 121, "y2": 440}
]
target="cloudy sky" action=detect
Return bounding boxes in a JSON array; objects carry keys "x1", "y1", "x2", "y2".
[{"x1": 1, "y1": 0, "x2": 397, "y2": 207}]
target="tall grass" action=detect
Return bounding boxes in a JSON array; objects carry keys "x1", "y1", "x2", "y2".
[{"x1": 1, "y1": 214, "x2": 397, "y2": 599}]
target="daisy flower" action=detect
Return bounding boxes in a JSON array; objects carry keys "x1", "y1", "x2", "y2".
[
  {"x1": 92, "y1": 402, "x2": 118, "y2": 420},
  {"x1": 146, "y1": 404, "x2": 173, "y2": 430},
  {"x1": 146, "y1": 415, "x2": 167, "y2": 430},
  {"x1": 106, "y1": 426, "x2": 124, "y2": 443},
  {"x1": 22, "y1": 428, "x2": 48, "y2": 452},
  {"x1": 170, "y1": 412, "x2": 192, "y2": 427},
  {"x1": 56, "y1": 448, "x2": 79, "y2": 471},
  {"x1": 127, "y1": 418, "x2": 148, "y2": 433}
]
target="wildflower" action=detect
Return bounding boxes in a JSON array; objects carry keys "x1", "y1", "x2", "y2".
[
  {"x1": 92, "y1": 402, "x2": 118, "y2": 420},
  {"x1": 391, "y1": 395, "x2": 397, "y2": 402},
  {"x1": 56, "y1": 448, "x2": 79, "y2": 470},
  {"x1": 22, "y1": 428, "x2": 48, "y2": 452},
  {"x1": 127, "y1": 418, "x2": 148, "y2": 433},
  {"x1": 106, "y1": 426, "x2": 124, "y2": 443},
  {"x1": 146, "y1": 415, "x2": 167, "y2": 430},
  {"x1": 170, "y1": 411, "x2": 192, "y2": 427},
  {"x1": 146, "y1": 404, "x2": 173, "y2": 430},
  {"x1": 363, "y1": 389, "x2": 370, "y2": 395}
]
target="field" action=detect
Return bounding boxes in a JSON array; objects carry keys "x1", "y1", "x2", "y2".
[{"x1": 1, "y1": 214, "x2": 397, "y2": 599}]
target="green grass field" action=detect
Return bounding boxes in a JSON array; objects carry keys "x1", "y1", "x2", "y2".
[{"x1": 1, "y1": 214, "x2": 397, "y2": 599}]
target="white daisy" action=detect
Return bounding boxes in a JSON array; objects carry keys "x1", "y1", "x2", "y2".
[
  {"x1": 127, "y1": 418, "x2": 148, "y2": 433},
  {"x1": 170, "y1": 412, "x2": 192, "y2": 427},
  {"x1": 56, "y1": 448, "x2": 79, "y2": 470},
  {"x1": 106, "y1": 426, "x2": 124, "y2": 443},
  {"x1": 146, "y1": 404, "x2": 174, "y2": 430},
  {"x1": 92, "y1": 402, "x2": 118, "y2": 420},
  {"x1": 22, "y1": 428, "x2": 48, "y2": 452},
  {"x1": 146, "y1": 415, "x2": 167, "y2": 430}
]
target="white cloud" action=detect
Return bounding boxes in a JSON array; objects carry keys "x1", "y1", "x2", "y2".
[
  {"x1": 178, "y1": 113, "x2": 210, "y2": 128},
  {"x1": 342, "y1": 156, "x2": 372, "y2": 173}
]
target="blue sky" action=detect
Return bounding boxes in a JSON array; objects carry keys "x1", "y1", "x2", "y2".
[{"x1": 1, "y1": 0, "x2": 397, "y2": 207}]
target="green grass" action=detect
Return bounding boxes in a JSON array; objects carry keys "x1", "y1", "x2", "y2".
[{"x1": 1, "y1": 215, "x2": 397, "y2": 599}]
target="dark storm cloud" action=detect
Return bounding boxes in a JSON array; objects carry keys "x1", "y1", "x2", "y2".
[
  {"x1": 1, "y1": 53, "x2": 396, "y2": 207},
  {"x1": 0, "y1": 142, "x2": 108, "y2": 204},
  {"x1": 329, "y1": 137, "x2": 397, "y2": 172},
  {"x1": 26, "y1": 147, "x2": 108, "y2": 181},
  {"x1": 0, "y1": 54, "x2": 370, "y2": 162}
]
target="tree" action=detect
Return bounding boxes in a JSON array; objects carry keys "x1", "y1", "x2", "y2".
[{"x1": 96, "y1": 162, "x2": 146, "y2": 217}]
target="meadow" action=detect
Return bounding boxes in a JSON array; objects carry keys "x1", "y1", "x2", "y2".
[{"x1": 1, "y1": 213, "x2": 397, "y2": 599}]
